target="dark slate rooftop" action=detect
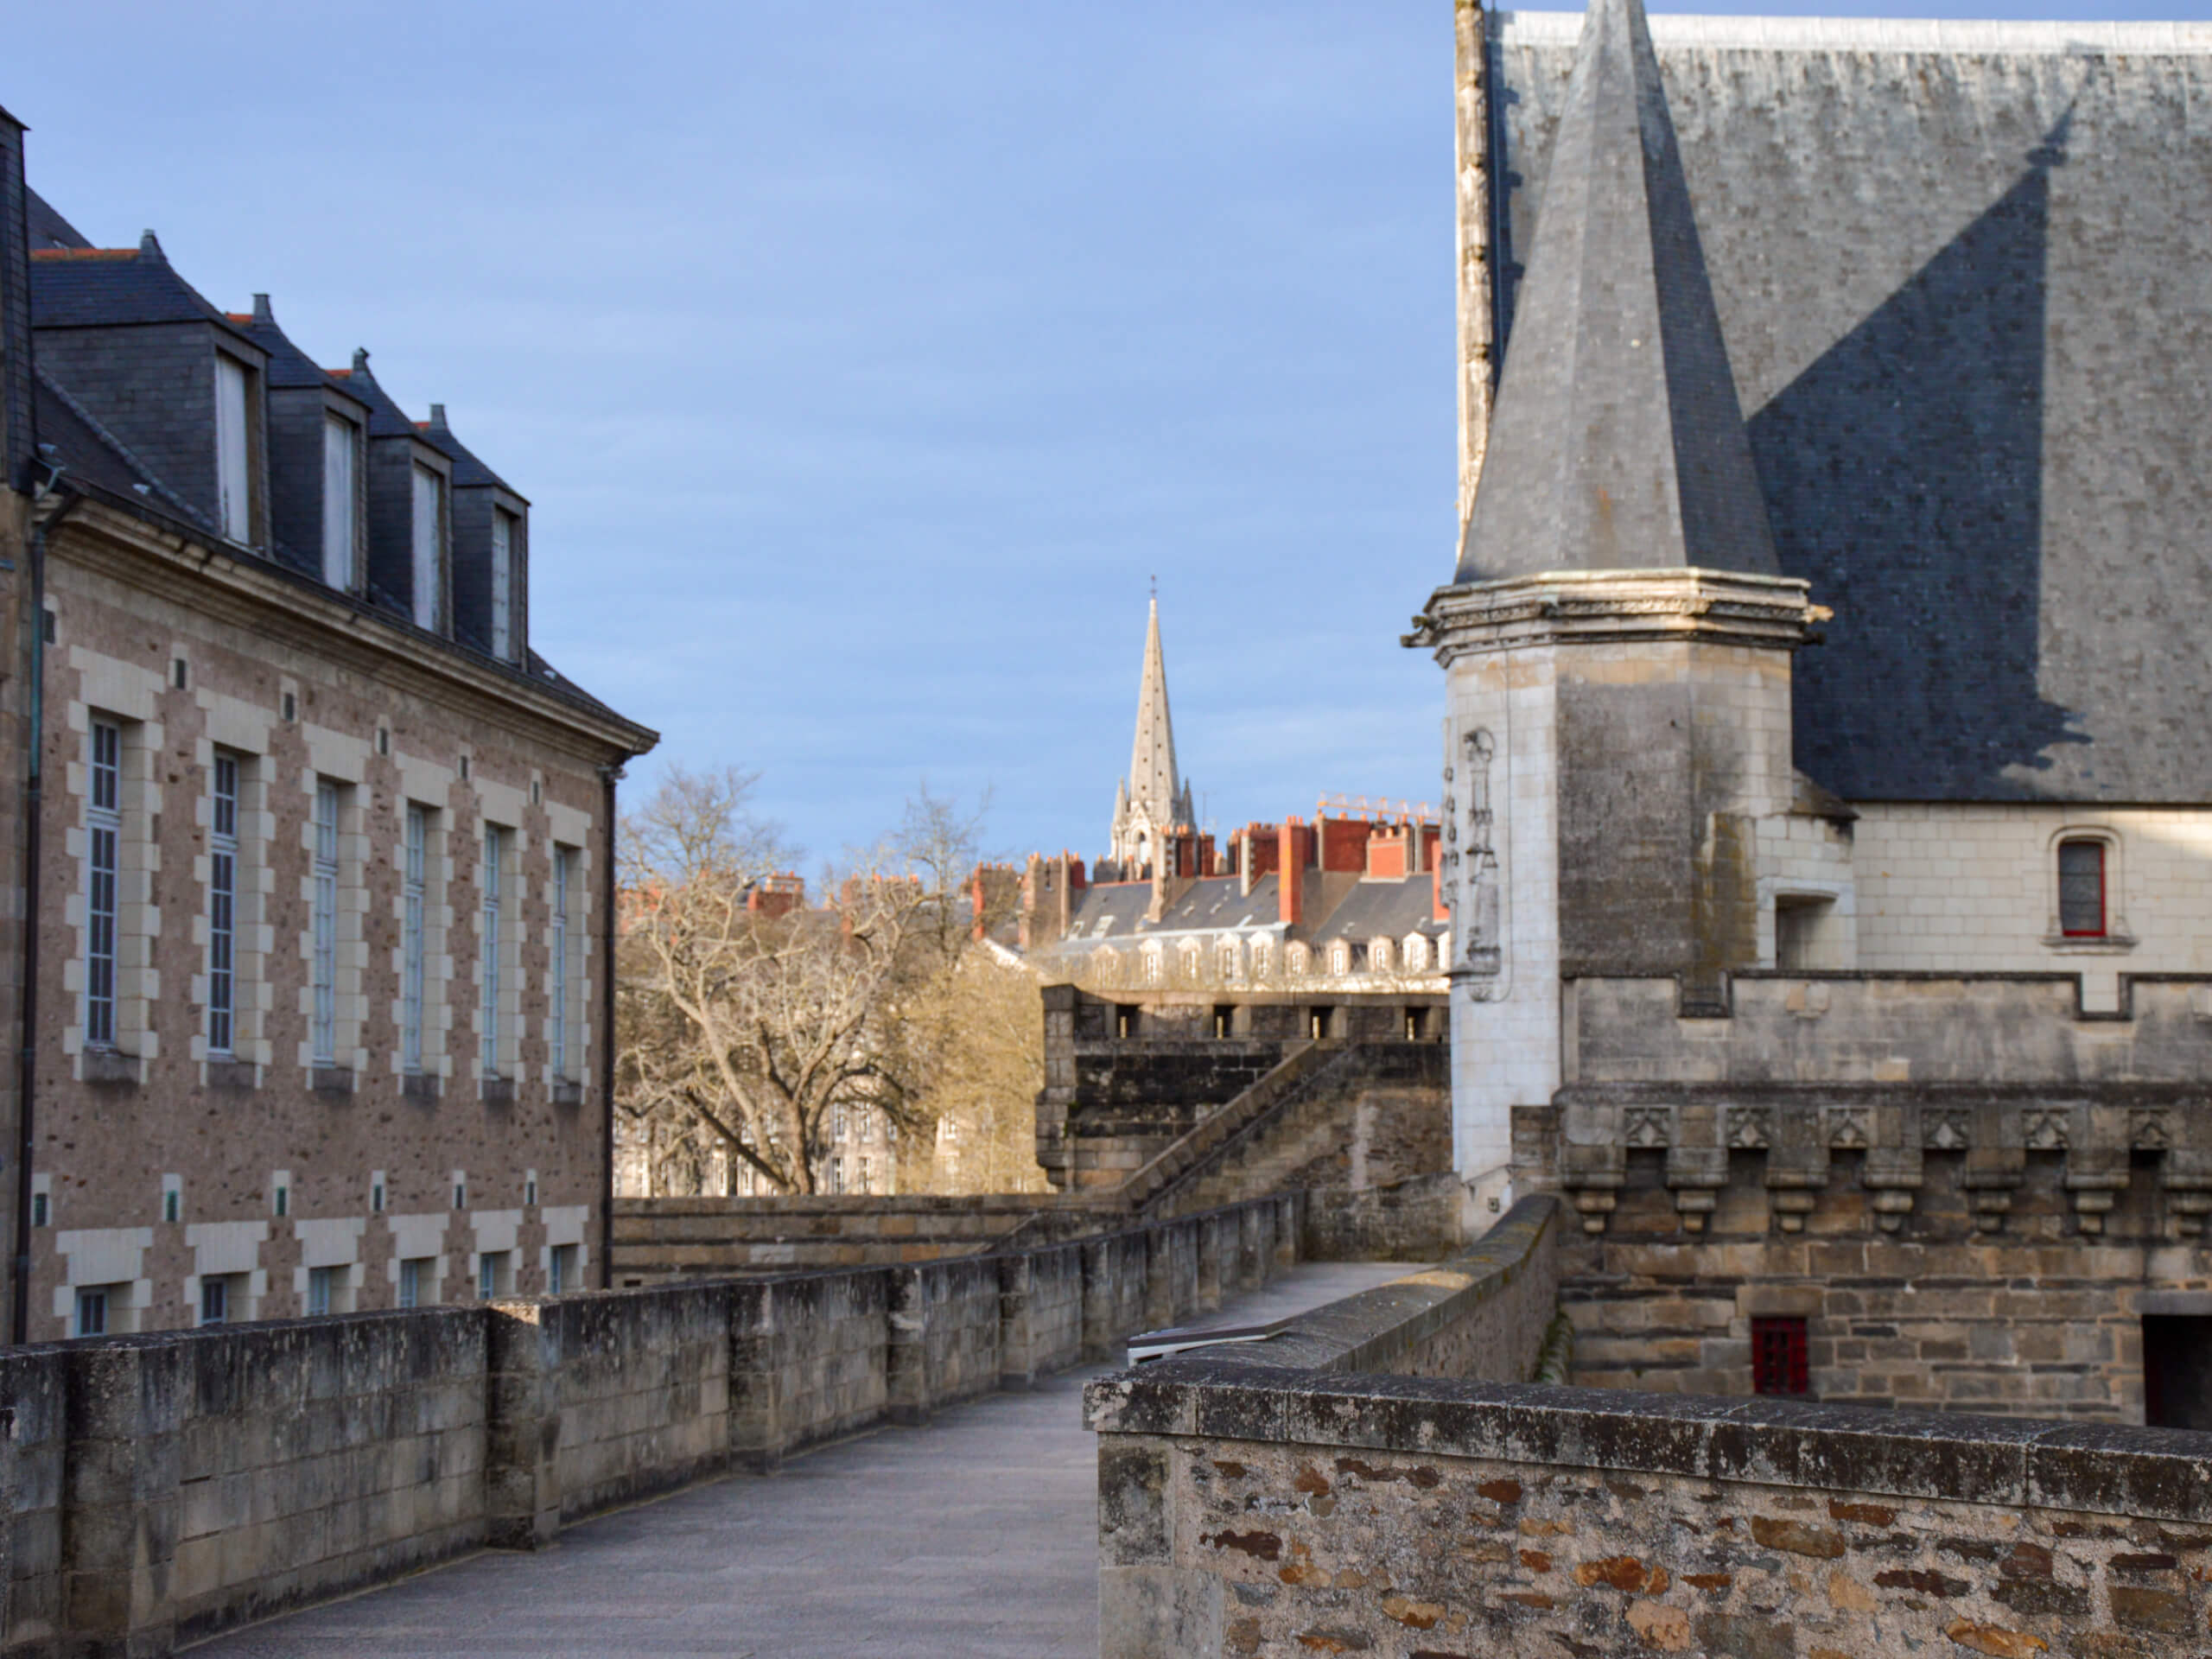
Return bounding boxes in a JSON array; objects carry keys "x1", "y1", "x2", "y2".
[
  {"x1": 1488, "y1": 13, "x2": 2212, "y2": 804},
  {"x1": 27, "y1": 188, "x2": 89, "y2": 251},
  {"x1": 419, "y1": 405, "x2": 519, "y2": 497},
  {"x1": 327, "y1": 352, "x2": 434, "y2": 442},
  {"x1": 34, "y1": 372, "x2": 207, "y2": 526},
  {"x1": 29, "y1": 235, "x2": 255, "y2": 347},
  {"x1": 1458, "y1": 0, "x2": 1777, "y2": 584},
  {"x1": 1306, "y1": 879, "x2": 1448, "y2": 948},
  {"x1": 232, "y1": 297, "x2": 370, "y2": 408}
]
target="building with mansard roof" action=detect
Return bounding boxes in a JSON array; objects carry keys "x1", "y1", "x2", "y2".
[
  {"x1": 1410, "y1": 1, "x2": 2212, "y2": 1421},
  {"x1": 0, "y1": 153, "x2": 656, "y2": 1341}
]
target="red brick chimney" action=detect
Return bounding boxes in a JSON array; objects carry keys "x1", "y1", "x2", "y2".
[{"x1": 1278, "y1": 818, "x2": 1310, "y2": 928}]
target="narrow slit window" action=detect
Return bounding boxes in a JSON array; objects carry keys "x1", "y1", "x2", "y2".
[
  {"x1": 86, "y1": 721, "x2": 121, "y2": 1048},
  {"x1": 311, "y1": 782, "x2": 339, "y2": 1065},
  {"x1": 208, "y1": 754, "x2": 238, "y2": 1056},
  {"x1": 2058, "y1": 840, "x2": 2107, "y2": 938}
]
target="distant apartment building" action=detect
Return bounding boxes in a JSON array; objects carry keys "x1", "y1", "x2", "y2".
[{"x1": 4, "y1": 149, "x2": 654, "y2": 1339}]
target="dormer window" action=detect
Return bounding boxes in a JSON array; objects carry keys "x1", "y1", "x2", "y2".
[
  {"x1": 410, "y1": 463, "x2": 443, "y2": 630},
  {"x1": 215, "y1": 353, "x2": 252, "y2": 543},
  {"x1": 490, "y1": 508, "x2": 516, "y2": 659},
  {"x1": 322, "y1": 414, "x2": 358, "y2": 591}
]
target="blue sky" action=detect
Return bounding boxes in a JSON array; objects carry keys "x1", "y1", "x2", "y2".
[{"x1": 16, "y1": 0, "x2": 2208, "y2": 863}]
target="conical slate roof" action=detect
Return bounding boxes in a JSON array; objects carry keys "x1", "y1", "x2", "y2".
[
  {"x1": 1454, "y1": 0, "x2": 1777, "y2": 583},
  {"x1": 1126, "y1": 598, "x2": 1182, "y2": 820}
]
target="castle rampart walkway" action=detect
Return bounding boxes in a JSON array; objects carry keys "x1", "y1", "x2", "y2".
[{"x1": 192, "y1": 1262, "x2": 1413, "y2": 1657}]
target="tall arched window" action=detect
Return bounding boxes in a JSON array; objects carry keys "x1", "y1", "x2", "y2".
[{"x1": 2058, "y1": 839, "x2": 2107, "y2": 938}]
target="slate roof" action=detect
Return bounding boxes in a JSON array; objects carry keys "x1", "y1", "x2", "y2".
[
  {"x1": 1486, "y1": 13, "x2": 2212, "y2": 804},
  {"x1": 232, "y1": 298, "x2": 370, "y2": 407},
  {"x1": 27, "y1": 188, "x2": 89, "y2": 251},
  {"x1": 29, "y1": 235, "x2": 256, "y2": 346},
  {"x1": 1459, "y1": 0, "x2": 1777, "y2": 583},
  {"x1": 418, "y1": 406, "x2": 518, "y2": 497},
  {"x1": 34, "y1": 371, "x2": 202, "y2": 521},
  {"x1": 1306, "y1": 879, "x2": 1448, "y2": 947},
  {"x1": 326, "y1": 353, "x2": 425, "y2": 441}
]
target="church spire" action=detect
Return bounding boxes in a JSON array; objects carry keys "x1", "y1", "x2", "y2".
[
  {"x1": 1108, "y1": 595, "x2": 1195, "y2": 876},
  {"x1": 1128, "y1": 595, "x2": 1180, "y2": 817},
  {"x1": 1454, "y1": 0, "x2": 1778, "y2": 584}
]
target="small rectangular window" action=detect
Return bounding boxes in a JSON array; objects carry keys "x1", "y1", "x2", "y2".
[
  {"x1": 307, "y1": 1266, "x2": 337, "y2": 1317},
  {"x1": 398, "y1": 1256, "x2": 429, "y2": 1309},
  {"x1": 273, "y1": 1182, "x2": 289, "y2": 1218},
  {"x1": 163, "y1": 1188, "x2": 180, "y2": 1224},
  {"x1": 2058, "y1": 840, "x2": 2107, "y2": 938},
  {"x1": 200, "y1": 1277, "x2": 228, "y2": 1325},
  {"x1": 478, "y1": 1251, "x2": 511, "y2": 1300},
  {"x1": 549, "y1": 1243, "x2": 576, "y2": 1295},
  {"x1": 76, "y1": 1287, "x2": 108, "y2": 1338},
  {"x1": 1751, "y1": 1315, "x2": 1811, "y2": 1397},
  {"x1": 31, "y1": 1192, "x2": 48, "y2": 1228}
]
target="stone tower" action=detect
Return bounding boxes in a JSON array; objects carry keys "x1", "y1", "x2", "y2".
[
  {"x1": 1407, "y1": 0, "x2": 1820, "y2": 1210},
  {"x1": 1108, "y1": 596, "x2": 1196, "y2": 878}
]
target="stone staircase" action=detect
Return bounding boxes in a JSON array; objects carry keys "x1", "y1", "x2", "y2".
[{"x1": 1122, "y1": 1041, "x2": 1449, "y2": 1218}]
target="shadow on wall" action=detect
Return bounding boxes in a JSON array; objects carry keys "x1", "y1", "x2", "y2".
[{"x1": 1750, "y1": 115, "x2": 2084, "y2": 800}]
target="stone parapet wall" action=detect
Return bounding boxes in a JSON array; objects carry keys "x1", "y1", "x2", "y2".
[
  {"x1": 0, "y1": 1190, "x2": 1310, "y2": 1656},
  {"x1": 610, "y1": 1192, "x2": 1123, "y2": 1280},
  {"x1": 1561, "y1": 1234, "x2": 2209, "y2": 1421},
  {"x1": 1089, "y1": 1366, "x2": 2212, "y2": 1658}
]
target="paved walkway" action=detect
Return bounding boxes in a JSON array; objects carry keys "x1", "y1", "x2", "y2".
[{"x1": 194, "y1": 1262, "x2": 1417, "y2": 1657}]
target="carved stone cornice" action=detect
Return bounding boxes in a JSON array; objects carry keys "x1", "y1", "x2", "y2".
[
  {"x1": 1404, "y1": 568, "x2": 1825, "y2": 664},
  {"x1": 48, "y1": 495, "x2": 657, "y2": 762}
]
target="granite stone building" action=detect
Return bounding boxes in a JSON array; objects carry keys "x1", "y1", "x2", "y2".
[
  {"x1": 5, "y1": 161, "x2": 654, "y2": 1340},
  {"x1": 1414, "y1": 2, "x2": 2212, "y2": 1421}
]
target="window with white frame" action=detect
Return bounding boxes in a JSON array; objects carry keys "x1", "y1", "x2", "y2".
[
  {"x1": 549, "y1": 1243, "x2": 576, "y2": 1294},
  {"x1": 403, "y1": 805, "x2": 428, "y2": 1073},
  {"x1": 307, "y1": 1266, "x2": 340, "y2": 1317},
  {"x1": 208, "y1": 753, "x2": 238, "y2": 1056},
  {"x1": 2058, "y1": 839, "x2": 2109, "y2": 938},
  {"x1": 311, "y1": 782, "x2": 340, "y2": 1065},
  {"x1": 491, "y1": 508, "x2": 517, "y2": 658},
  {"x1": 215, "y1": 354, "x2": 252, "y2": 543},
  {"x1": 410, "y1": 463, "x2": 443, "y2": 630},
  {"x1": 550, "y1": 846, "x2": 575, "y2": 1079},
  {"x1": 322, "y1": 413, "x2": 357, "y2": 590},
  {"x1": 398, "y1": 1256, "x2": 430, "y2": 1309},
  {"x1": 86, "y1": 721, "x2": 122, "y2": 1048},
  {"x1": 480, "y1": 826, "x2": 505, "y2": 1077}
]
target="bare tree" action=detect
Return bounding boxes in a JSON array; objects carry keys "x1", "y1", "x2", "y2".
[{"x1": 616, "y1": 771, "x2": 1009, "y2": 1195}]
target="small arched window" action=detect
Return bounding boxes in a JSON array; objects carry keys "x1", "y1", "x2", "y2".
[
  {"x1": 1217, "y1": 939, "x2": 1242, "y2": 981},
  {"x1": 1370, "y1": 938, "x2": 1395, "y2": 974},
  {"x1": 2058, "y1": 839, "x2": 2107, "y2": 938},
  {"x1": 1251, "y1": 938, "x2": 1274, "y2": 979},
  {"x1": 1141, "y1": 945, "x2": 1163, "y2": 985}
]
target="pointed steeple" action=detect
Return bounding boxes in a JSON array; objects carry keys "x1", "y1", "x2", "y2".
[
  {"x1": 1128, "y1": 596, "x2": 1181, "y2": 819},
  {"x1": 1454, "y1": 0, "x2": 1777, "y2": 583},
  {"x1": 1107, "y1": 596, "x2": 1196, "y2": 875}
]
